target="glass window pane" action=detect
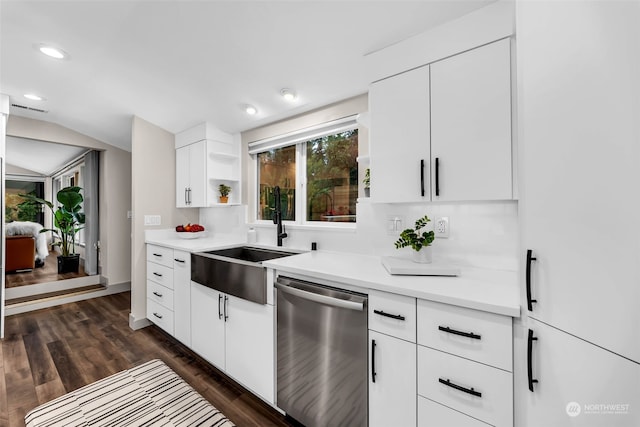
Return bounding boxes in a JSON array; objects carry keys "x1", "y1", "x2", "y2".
[
  {"x1": 5, "y1": 180, "x2": 45, "y2": 225},
  {"x1": 257, "y1": 145, "x2": 296, "y2": 221},
  {"x1": 306, "y1": 129, "x2": 358, "y2": 223}
]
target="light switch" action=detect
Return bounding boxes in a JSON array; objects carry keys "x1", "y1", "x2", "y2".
[{"x1": 144, "y1": 215, "x2": 161, "y2": 226}]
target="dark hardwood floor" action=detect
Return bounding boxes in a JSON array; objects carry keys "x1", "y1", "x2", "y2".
[
  {"x1": 5, "y1": 251, "x2": 88, "y2": 288},
  {"x1": 0, "y1": 292, "x2": 293, "y2": 427}
]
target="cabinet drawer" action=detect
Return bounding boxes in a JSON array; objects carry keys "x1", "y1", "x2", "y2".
[
  {"x1": 147, "y1": 280, "x2": 174, "y2": 310},
  {"x1": 147, "y1": 299, "x2": 174, "y2": 335},
  {"x1": 418, "y1": 396, "x2": 490, "y2": 427},
  {"x1": 418, "y1": 346, "x2": 512, "y2": 427},
  {"x1": 369, "y1": 290, "x2": 416, "y2": 342},
  {"x1": 146, "y1": 262, "x2": 174, "y2": 289},
  {"x1": 417, "y1": 299, "x2": 512, "y2": 371},
  {"x1": 146, "y1": 245, "x2": 174, "y2": 268}
]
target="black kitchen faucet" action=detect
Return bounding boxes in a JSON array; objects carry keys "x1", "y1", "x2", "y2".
[{"x1": 273, "y1": 186, "x2": 288, "y2": 246}]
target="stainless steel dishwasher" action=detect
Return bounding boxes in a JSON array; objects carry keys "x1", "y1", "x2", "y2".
[{"x1": 275, "y1": 276, "x2": 368, "y2": 427}]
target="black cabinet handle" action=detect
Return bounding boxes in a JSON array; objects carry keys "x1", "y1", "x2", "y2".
[
  {"x1": 218, "y1": 294, "x2": 223, "y2": 320},
  {"x1": 420, "y1": 159, "x2": 425, "y2": 197},
  {"x1": 153, "y1": 272, "x2": 162, "y2": 277},
  {"x1": 224, "y1": 295, "x2": 229, "y2": 322},
  {"x1": 374, "y1": 309, "x2": 405, "y2": 321},
  {"x1": 439, "y1": 378, "x2": 481, "y2": 398},
  {"x1": 371, "y1": 339, "x2": 377, "y2": 383},
  {"x1": 152, "y1": 291, "x2": 162, "y2": 298},
  {"x1": 174, "y1": 258, "x2": 186, "y2": 263},
  {"x1": 435, "y1": 157, "x2": 440, "y2": 196},
  {"x1": 438, "y1": 326, "x2": 481, "y2": 340},
  {"x1": 153, "y1": 312, "x2": 163, "y2": 319},
  {"x1": 526, "y1": 249, "x2": 538, "y2": 311},
  {"x1": 153, "y1": 253, "x2": 162, "y2": 257},
  {"x1": 527, "y1": 329, "x2": 539, "y2": 392}
]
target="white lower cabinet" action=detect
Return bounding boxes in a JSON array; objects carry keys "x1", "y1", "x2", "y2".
[
  {"x1": 418, "y1": 346, "x2": 512, "y2": 427},
  {"x1": 146, "y1": 245, "x2": 191, "y2": 346},
  {"x1": 514, "y1": 319, "x2": 640, "y2": 427},
  {"x1": 190, "y1": 281, "x2": 226, "y2": 368},
  {"x1": 173, "y1": 250, "x2": 191, "y2": 346},
  {"x1": 190, "y1": 281, "x2": 275, "y2": 404},
  {"x1": 225, "y1": 295, "x2": 274, "y2": 403},
  {"x1": 418, "y1": 397, "x2": 490, "y2": 427},
  {"x1": 369, "y1": 330, "x2": 417, "y2": 427}
]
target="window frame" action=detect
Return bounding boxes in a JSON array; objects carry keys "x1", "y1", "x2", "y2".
[{"x1": 251, "y1": 117, "x2": 359, "y2": 229}]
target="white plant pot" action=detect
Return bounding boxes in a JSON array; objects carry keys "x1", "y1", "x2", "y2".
[{"x1": 412, "y1": 246, "x2": 433, "y2": 264}]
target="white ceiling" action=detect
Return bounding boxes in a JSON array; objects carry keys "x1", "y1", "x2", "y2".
[
  {"x1": 5, "y1": 136, "x2": 88, "y2": 176},
  {"x1": 1, "y1": 0, "x2": 494, "y2": 152}
]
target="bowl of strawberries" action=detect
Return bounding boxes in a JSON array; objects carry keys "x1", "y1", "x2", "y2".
[{"x1": 175, "y1": 223, "x2": 206, "y2": 239}]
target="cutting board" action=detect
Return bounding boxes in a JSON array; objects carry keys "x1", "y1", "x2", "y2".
[{"x1": 381, "y1": 256, "x2": 461, "y2": 276}]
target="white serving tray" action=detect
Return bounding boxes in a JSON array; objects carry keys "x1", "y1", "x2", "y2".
[{"x1": 381, "y1": 256, "x2": 461, "y2": 276}]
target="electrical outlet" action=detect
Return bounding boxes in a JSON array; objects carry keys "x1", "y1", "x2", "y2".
[{"x1": 435, "y1": 217, "x2": 449, "y2": 238}]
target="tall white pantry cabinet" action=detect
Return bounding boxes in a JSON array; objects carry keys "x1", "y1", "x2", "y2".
[{"x1": 514, "y1": 2, "x2": 639, "y2": 427}]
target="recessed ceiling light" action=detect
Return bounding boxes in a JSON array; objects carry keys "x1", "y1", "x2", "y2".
[
  {"x1": 36, "y1": 44, "x2": 69, "y2": 60},
  {"x1": 24, "y1": 93, "x2": 45, "y2": 101},
  {"x1": 280, "y1": 88, "x2": 297, "y2": 101},
  {"x1": 245, "y1": 105, "x2": 258, "y2": 115}
]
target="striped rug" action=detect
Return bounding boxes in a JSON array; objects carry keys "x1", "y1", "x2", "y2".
[{"x1": 25, "y1": 359, "x2": 235, "y2": 427}]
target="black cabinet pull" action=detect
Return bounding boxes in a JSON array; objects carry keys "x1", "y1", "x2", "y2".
[
  {"x1": 435, "y1": 157, "x2": 440, "y2": 196},
  {"x1": 224, "y1": 295, "x2": 229, "y2": 322},
  {"x1": 526, "y1": 250, "x2": 538, "y2": 311},
  {"x1": 371, "y1": 339, "x2": 377, "y2": 383},
  {"x1": 420, "y1": 159, "x2": 425, "y2": 197},
  {"x1": 174, "y1": 258, "x2": 186, "y2": 263},
  {"x1": 218, "y1": 294, "x2": 223, "y2": 320},
  {"x1": 153, "y1": 312, "x2": 163, "y2": 319},
  {"x1": 373, "y1": 309, "x2": 405, "y2": 321},
  {"x1": 438, "y1": 326, "x2": 481, "y2": 340},
  {"x1": 152, "y1": 291, "x2": 163, "y2": 298},
  {"x1": 439, "y1": 378, "x2": 481, "y2": 398},
  {"x1": 153, "y1": 272, "x2": 162, "y2": 277},
  {"x1": 153, "y1": 253, "x2": 162, "y2": 257},
  {"x1": 527, "y1": 329, "x2": 539, "y2": 392}
]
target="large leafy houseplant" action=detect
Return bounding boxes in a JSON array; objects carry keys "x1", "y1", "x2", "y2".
[{"x1": 22, "y1": 186, "x2": 85, "y2": 258}]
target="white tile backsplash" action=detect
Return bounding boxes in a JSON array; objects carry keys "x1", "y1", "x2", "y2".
[{"x1": 232, "y1": 200, "x2": 518, "y2": 271}]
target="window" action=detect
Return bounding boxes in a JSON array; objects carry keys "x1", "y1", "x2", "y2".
[
  {"x1": 253, "y1": 117, "x2": 359, "y2": 224},
  {"x1": 5, "y1": 179, "x2": 45, "y2": 225}
]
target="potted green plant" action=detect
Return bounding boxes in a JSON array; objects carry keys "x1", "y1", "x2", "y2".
[
  {"x1": 394, "y1": 214, "x2": 435, "y2": 263},
  {"x1": 21, "y1": 186, "x2": 85, "y2": 273},
  {"x1": 363, "y1": 168, "x2": 370, "y2": 197},
  {"x1": 219, "y1": 184, "x2": 232, "y2": 203}
]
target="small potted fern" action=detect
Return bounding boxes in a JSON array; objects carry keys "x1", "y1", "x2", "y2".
[{"x1": 394, "y1": 214, "x2": 435, "y2": 263}]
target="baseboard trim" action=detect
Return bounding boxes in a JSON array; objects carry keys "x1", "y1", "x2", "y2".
[{"x1": 129, "y1": 312, "x2": 152, "y2": 330}]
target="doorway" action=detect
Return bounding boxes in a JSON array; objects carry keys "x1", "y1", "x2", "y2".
[{"x1": 3, "y1": 137, "x2": 102, "y2": 310}]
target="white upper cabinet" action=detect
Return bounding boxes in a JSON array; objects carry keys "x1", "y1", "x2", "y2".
[
  {"x1": 369, "y1": 38, "x2": 513, "y2": 203},
  {"x1": 175, "y1": 123, "x2": 240, "y2": 208},
  {"x1": 176, "y1": 140, "x2": 208, "y2": 208},
  {"x1": 430, "y1": 38, "x2": 513, "y2": 201},
  {"x1": 369, "y1": 65, "x2": 431, "y2": 203}
]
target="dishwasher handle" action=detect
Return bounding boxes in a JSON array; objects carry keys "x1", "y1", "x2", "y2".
[{"x1": 275, "y1": 281, "x2": 364, "y2": 311}]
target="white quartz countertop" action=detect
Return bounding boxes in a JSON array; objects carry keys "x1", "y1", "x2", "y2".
[
  {"x1": 145, "y1": 233, "x2": 247, "y2": 252},
  {"x1": 264, "y1": 250, "x2": 520, "y2": 318}
]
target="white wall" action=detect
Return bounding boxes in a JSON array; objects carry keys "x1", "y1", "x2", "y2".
[
  {"x1": 6, "y1": 115, "x2": 132, "y2": 286},
  {"x1": 130, "y1": 116, "x2": 198, "y2": 328}
]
